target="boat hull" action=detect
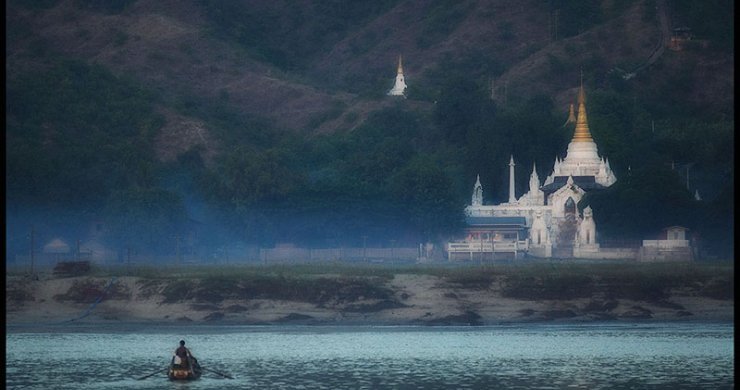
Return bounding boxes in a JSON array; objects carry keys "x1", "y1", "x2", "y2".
[
  {"x1": 168, "y1": 367, "x2": 201, "y2": 381},
  {"x1": 168, "y1": 357, "x2": 202, "y2": 381}
]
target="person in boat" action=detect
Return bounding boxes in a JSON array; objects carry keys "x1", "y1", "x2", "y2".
[{"x1": 173, "y1": 340, "x2": 197, "y2": 368}]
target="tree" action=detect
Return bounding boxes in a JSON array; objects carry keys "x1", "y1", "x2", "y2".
[
  {"x1": 389, "y1": 156, "x2": 465, "y2": 240},
  {"x1": 435, "y1": 76, "x2": 494, "y2": 143},
  {"x1": 582, "y1": 164, "x2": 698, "y2": 240},
  {"x1": 103, "y1": 188, "x2": 189, "y2": 255}
]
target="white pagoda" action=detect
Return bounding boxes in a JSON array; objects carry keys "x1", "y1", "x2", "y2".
[
  {"x1": 387, "y1": 55, "x2": 407, "y2": 97},
  {"x1": 448, "y1": 83, "x2": 617, "y2": 259}
]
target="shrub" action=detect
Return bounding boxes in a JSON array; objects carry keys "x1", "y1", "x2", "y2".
[
  {"x1": 699, "y1": 277, "x2": 733, "y2": 300},
  {"x1": 194, "y1": 278, "x2": 240, "y2": 303},
  {"x1": 161, "y1": 280, "x2": 197, "y2": 303},
  {"x1": 501, "y1": 273, "x2": 594, "y2": 300},
  {"x1": 54, "y1": 278, "x2": 129, "y2": 303}
]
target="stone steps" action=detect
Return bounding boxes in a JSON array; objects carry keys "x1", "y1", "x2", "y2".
[{"x1": 553, "y1": 247, "x2": 573, "y2": 258}]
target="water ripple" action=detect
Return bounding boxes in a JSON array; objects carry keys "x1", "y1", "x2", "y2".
[{"x1": 6, "y1": 323, "x2": 733, "y2": 389}]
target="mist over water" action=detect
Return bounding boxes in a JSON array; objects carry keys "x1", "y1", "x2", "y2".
[{"x1": 7, "y1": 322, "x2": 733, "y2": 389}]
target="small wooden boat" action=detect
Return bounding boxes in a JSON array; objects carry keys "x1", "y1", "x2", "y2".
[{"x1": 168, "y1": 355, "x2": 202, "y2": 381}]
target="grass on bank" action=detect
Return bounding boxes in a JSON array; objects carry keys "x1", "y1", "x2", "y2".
[
  {"x1": 8, "y1": 260, "x2": 733, "y2": 303},
  {"x1": 8, "y1": 259, "x2": 733, "y2": 281}
]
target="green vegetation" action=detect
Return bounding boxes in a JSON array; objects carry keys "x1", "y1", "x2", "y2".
[
  {"x1": 582, "y1": 164, "x2": 697, "y2": 240},
  {"x1": 6, "y1": 52, "x2": 733, "y2": 255},
  {"x1": 502, "y1": 274, "x2": 593, "y2": 300},
  {"x1": 9, "y1": 0, "x2": 61, "y2": 10},
  {"x1": 145, "y1": 267, "x2": 397, "y2": 306},
  {"x1": 670, "y1": 0, "x2": 734, "y2": 50},
  {"x1": 68, "y1": 261, "x2": 736, "y2": 304},
  {"x1": 12, "y1": 0, "x2": 136, "y2": 14},
  {"x1": 75, "y1": 0, "x2": 137, "y2": 14},
  {"x1": 183, "y1": 104, "x2": 465, "y2": 246},
  {"x1": 441, "y1": 261, "x2": 733, "y2": 301},
  {"x1": 416, "y1": 0, "x2": 472, "y2": 49},
  {"x1": 6, "y1": 282, "x2": 34, "y2": 304},
  {"x1": 6, "y1": 59, "x2": 192, "y2": 255},
  {"x1": 197, "y1": 0, "x2": 400, "y2": 71},
  {"x1": 551, "y1": 0, "x2": 603, "y2": 38},
  {"x1": 106, "y1": 262, "x2": 403, "y2": 280},
  {"x1": 7, "y1": 59, "x2": 162, "y2": 209},
  {"x1": 54, "y1": 278, "x2": 130, "y2": 303},
  {"x1": 5, "y1": 1, "x2": 733, "y2": 258}
]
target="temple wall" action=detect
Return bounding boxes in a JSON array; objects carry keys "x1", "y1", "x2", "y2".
[
  {"x1": 573, "y1": 247, "x2": 637, "y2": 259},
  {"x1": 642, "y1": 240, "x2": 689, "y2": 248},
  {"x1": 467, "y1": 205, "x2": 553, "y2": 228},
  {"x1": 527, "y1": 245, "x2": 552, "y2": 258},
  {"x1": 637, "y1": 246, "x2": 693, "y2": 262}
]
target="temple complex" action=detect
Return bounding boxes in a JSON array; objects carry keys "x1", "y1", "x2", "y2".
[
  {"x1": 387, "y1": 55, "x2": 407, "y2": 97},
  {"x1": 447, "y1": 83, "x2": 618, "y2": 259}
]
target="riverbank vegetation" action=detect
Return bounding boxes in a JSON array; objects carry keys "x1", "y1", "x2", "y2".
[
  {"x1": 6, "y1": 261, "x2": 732, "y2": 325},
  {"x1": 11, "y1": 261, "x2": 732, "y2": 303}
]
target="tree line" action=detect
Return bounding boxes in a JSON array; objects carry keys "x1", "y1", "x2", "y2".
[{"x1": 6, "y1": 53, "x2": 733, "y2": 258}]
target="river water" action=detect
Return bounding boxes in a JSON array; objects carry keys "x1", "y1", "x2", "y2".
[{"x1": 6, "y1": 322, "x2": 733, "y2": 389}]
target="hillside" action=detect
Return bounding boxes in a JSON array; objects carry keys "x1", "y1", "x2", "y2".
[
  {"x1": 5, "y1": 0, "x2": 734, "y2": 258},
  {"x1": 8, "y1": 0, "x2": 732, "y2": 133}
]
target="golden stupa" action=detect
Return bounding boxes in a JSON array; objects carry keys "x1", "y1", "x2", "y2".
[{"x1": 572, "y1": 82, "x2": 593, "y2": 143}]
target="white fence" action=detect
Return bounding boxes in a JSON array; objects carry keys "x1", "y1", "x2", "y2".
[
  {"x1": 446, "y1": 240, "x2": 529, "y2": 253},
  {"x1": 573, "y1": 247, "x2": 639, "y2": 259},
  {"x1": 642, "y1": 240, "x2": 690, "y2": 249}
]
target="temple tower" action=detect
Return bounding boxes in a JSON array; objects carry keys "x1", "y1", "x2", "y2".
[
  {"x1": 526, "y1": 162, "x2": 545, "y2": 205},
  {"x1": 387, "y1": 55, "x2": 407, "y2": 97},
  {"x1": 529, "y1": 162, "x2": 540, "y2": 193},
  {"x1": 572, "y1": 84, "x2": 594, "y2": 142},
  {"x1": 472, "y1": 175, "x2": 483, "y2": 206},
  {"x1": 545, "y1": 80, "x2": 616, "y2": 187},
  {"x1": 508, "y1": 155, "x2": 516, "y2": 203}
]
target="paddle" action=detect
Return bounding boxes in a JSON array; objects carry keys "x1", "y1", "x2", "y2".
[
  {"x1": 202, "y1": 367, "x2": 234, "y2": 379},
  {"x1": 137, "y1": 367, "x2": 167, "y2": 380}
]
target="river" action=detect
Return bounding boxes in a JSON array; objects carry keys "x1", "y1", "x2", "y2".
[{"x1": 6, "y1": 322, "x2": 733, "y2": 389}]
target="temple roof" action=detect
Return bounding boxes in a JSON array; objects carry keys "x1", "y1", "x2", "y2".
[
  {"x1": 540, "y1": 175, "x2": 606, "y2": 193},
  {"x1": 465, "y1": 216, "x2": 527, "y2": 227}
]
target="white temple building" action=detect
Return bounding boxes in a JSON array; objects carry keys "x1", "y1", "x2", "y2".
[
  {"x1": 447, "y1": 84, "x2": 618, "y2": 260},
  {"x1": 387, "y1": 55, "x2": 407, "y2": 97}
]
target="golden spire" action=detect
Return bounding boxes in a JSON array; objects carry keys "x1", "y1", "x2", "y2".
[
  {"x1": 397, "y1": 55, "x2": 403, "y2": 74},
  {"x1": 572, "y1": 80, "x2": 593, "y2": 143}
]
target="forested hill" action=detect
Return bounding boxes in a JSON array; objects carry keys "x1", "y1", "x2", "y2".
[{"x1": 6, "y1": 0, "x2": 734, "y2": 259}]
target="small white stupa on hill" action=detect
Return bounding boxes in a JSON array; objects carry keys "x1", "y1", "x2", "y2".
[{"x1": 387, "y1": 55, "x2": 407, "y2": 97}]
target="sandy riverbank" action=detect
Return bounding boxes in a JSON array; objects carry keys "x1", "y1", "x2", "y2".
[{"x1": 6, "y1": 265, "x2": 734, "y2": 326}]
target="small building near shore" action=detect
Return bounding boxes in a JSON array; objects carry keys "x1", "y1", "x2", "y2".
[{"x1": 638, "y1": 226, "x2": 693, "y2": 261}]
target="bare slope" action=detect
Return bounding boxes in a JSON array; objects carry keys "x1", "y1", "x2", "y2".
[{"x1": 6, "y1": 0, "x2": 733, "y2": 163}]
